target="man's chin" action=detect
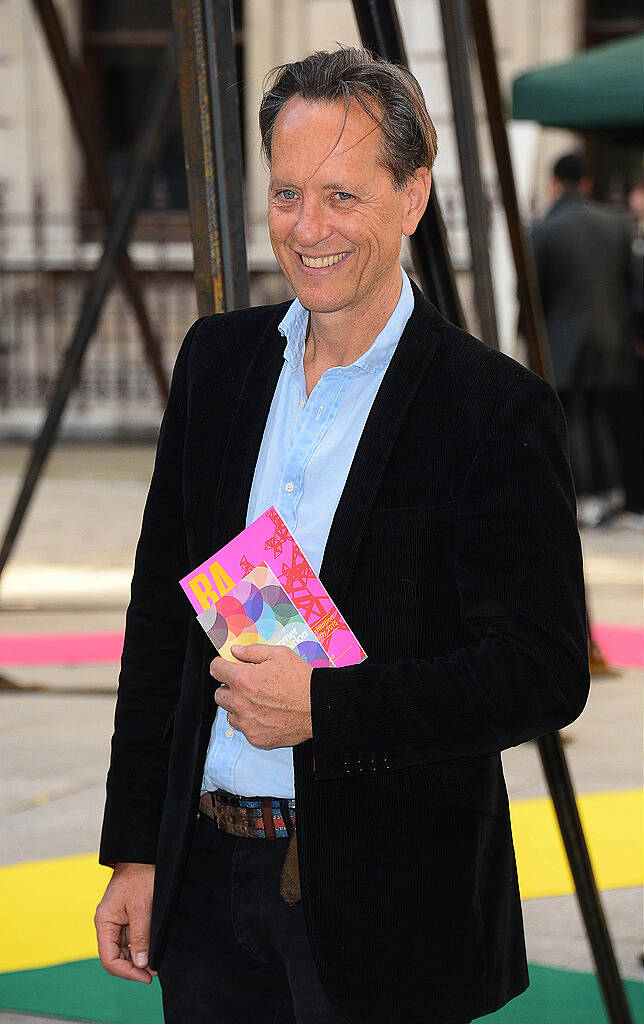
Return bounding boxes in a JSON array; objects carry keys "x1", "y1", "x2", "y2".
[
  {"x1": 287, "y1": 280, "x2": 356, "y2": 315},
  {"x1": 297, "y1": 297, "x2": 353, "y2": 315}
]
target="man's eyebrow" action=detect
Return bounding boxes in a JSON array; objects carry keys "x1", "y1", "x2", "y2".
[
  {"x1": 322, "y1": 183, "x2": 363, "y2": 192},
  {"x1": 269, "y1": 179, "x2": 365, "y2": 192}
]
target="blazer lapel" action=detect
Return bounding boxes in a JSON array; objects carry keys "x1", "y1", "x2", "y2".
[
  {"x1": 319, "y1": 287, "x2": 442, "y2": 609},
  {"x1": 213, "y1": 309, "x2": 287, "y2": 549}
]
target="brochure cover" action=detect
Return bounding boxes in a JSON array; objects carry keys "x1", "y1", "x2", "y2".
[
  {"x1": 197, "y1": 563, "x2": 332, "y2": 668},
  {"x1": 180, "y1": 506, "x2": 366, "y2": 667}
]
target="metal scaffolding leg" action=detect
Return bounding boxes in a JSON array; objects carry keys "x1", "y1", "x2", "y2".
[
  {"x1": 467, "y1": 0, "x2": 552, "y2": 381},
  {"x1": 0, "y1": 45, "x2": 176, "y2": 584},
  {"x1": 172, "y1": 0, "x2": 249, "y2": 315},
  {"x1": 32, "y1": 0, "x2": 169, "y2": 403},
  {"x1": 352, "y1": 0, "x2": 465, "y2": 328},
  {"x1": 538, "y1": 732, "x2": 634, "y2": 1024},
  {"x1": 438, "y1": 0, "x2": 499, "y2": 349}
]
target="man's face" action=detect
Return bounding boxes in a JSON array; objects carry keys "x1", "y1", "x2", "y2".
[{"x1": 267, "y1": 96, "x2": 428, "y2": 317}]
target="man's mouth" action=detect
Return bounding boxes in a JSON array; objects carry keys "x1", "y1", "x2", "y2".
[{"x1": 298, "y1": 252, "x2": 350, "y2": 268}]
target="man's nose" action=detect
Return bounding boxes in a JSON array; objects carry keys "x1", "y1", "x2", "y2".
[{"x1": 292, "y1": 198, "x2": 331, "y2": 248}]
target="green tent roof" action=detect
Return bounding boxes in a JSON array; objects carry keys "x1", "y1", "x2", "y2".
[{"x1": 512, "y1": 33, "x2": 644, "y2": 129}]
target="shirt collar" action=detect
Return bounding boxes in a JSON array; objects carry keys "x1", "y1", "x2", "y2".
[{"x1": 278, "y1": 267, "x2": 415, "y2": 375}]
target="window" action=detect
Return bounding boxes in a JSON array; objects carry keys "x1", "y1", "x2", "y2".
[{"x1": 81, "y1": 0, "x2": 245, "y2": 239}]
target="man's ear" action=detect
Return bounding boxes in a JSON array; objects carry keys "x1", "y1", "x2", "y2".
[{"x1": 402, "y1": 168, "x2": 431, "y2": 237}]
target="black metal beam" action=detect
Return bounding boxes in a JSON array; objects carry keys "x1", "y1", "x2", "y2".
[
  {"x1": 0, "y1": 45, "x2": 176, "y2": 583},
  {"x1": 468, "y1": 0, "x2": 552, "y2": 380},
  {"x1": 351, "y1": 0, "x2": 465, "y2": 328},
  {"x1": 438, "y1": 0, "x2": 499, "y2": 349},
  {"x1": 538, "y1": 732, "x2": 634, "y2": 1023},
  {"x1": 172, "y1": 0, "x2": 249, "y2": 314},
  {"x1": 32, "y1": 0, "x2": 169, "y2": 403}
]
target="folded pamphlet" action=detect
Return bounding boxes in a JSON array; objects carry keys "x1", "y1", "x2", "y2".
[
  {"x1": 197, "y1": 563, "x2": 332, "y2": 667},
  {"x1": 180, "y1": 506, "x2": 366, "y2": 667}
]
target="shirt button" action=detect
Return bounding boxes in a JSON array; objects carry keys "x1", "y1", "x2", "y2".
[
  {"x1": 225, "y1": 728, "x2": 234, "y2": 739},
  {"x1": 285, "y1": 481, "x2": 294, "y2": 493},
  {"x1": 300, "y1": 398, "x2": 305, "y2": 408}
]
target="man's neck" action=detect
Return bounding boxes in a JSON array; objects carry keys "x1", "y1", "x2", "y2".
[{"x1": 303, "y1": 267, "x2": 403, "y2": 395}]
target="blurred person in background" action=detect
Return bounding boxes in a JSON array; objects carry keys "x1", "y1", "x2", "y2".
[
  {"x1": 605, "y1": 171, "x2": 644, "y2": 524},
  {"x1": 531, "y1": 152, "x2": 635, "y2": 527}
]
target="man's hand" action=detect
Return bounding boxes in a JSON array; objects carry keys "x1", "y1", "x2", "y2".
[
  {"x1": 95, "y1": 862, "x2": 156, "y2": 983},
  {"x1": 212, "y1": 643, "x2": 313, "y2": 749}
]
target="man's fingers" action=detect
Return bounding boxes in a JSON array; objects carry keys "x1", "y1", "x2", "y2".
[
  {"x1": 230, "y1": 643, "x2": 274, "y2": 664},
  {"x1": 128, "y1": 903, "x2": 151, "y2": 969},
  {"x1": 95, "y1": 916, "x2": 152, "y2": 984},
  {"x1": 94, "y1": 863, "x2": 156, "y2": 984},
  {"x1": 214, "y1": 684, "x2": 233, "y2": 711},
  {"x1": 210, "y1": 657, "x2": 239, "y2": 685},
  {"x1": 95, "y1": 915, "x2": 122, "y2": 966}
]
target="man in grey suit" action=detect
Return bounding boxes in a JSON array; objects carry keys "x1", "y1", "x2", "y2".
[{"x1": 531, "y1": 153, "x2": 633, "y2": 526}]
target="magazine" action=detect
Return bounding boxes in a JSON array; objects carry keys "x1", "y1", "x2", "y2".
[
  {"x1": 197, "y1": 563, "x2": 332, "y2": 667},
  {"x1": 180, "y1": 506, "x2": 366, "y2": 667}
]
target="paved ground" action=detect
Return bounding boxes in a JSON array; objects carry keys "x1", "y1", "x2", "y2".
[{"x1": 0, "y1": 443, "x2": 642, "y2": 1022}]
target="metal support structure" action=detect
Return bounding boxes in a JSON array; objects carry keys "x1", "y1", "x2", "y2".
[
  {"x1": 0, "y1": 45, "x2": 176, "y2": 583},
  {"x1": 538, "y1": 733, "x2": 634, "y2": 1023},
  {"x1": 352, "y1": 0, "x2": 465, "y2": 328},
  {"x1": 32, "y1": 0, "x2": 169, "y2": 403},
  {"x1": 467, "y1": 0, "x2": 552, "y2": 381},
  {"x1": 438, "y1": 0, "x2": 499, "y2": 349},
  {"x1": 466, "y1": 3, "x2": 630, "y2": 1019},
  {"x1": 172, "y1": 0, "x2": 249, "y2": 315}
]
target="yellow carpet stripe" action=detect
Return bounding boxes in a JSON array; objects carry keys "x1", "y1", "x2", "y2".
[
  {"x1": 0, "y1": 853, "x2": 112, "y2": 973},
  {"x1": 0, "y1": 788, "x2": 641, "y2": 973},
  {"x1": 511, "y1": 788, "x2": 643, "y2": 899}
]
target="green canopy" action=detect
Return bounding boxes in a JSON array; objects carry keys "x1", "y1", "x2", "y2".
[{"x1": 512, "y1": 33, "x2": 644, "y2": 129}]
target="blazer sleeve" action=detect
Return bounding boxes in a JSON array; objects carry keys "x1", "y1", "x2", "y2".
[
  {"x1": 99, "y1": 318, "x2": 203, "y2": 865},
  {"x1": 309, "y1": 376, "x2": 590, "y2": 780}
]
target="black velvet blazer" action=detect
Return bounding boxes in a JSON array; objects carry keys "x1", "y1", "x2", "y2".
[{"x1": 100, "y1": 283, "x2": 589, "y2": 1024}]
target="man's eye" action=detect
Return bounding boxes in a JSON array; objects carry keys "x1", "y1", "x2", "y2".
[
  {"x1": 278, "y1": 189, "x2": 297, "y2": 200},
  {"x1": 335, "y1": 192, "x2": 354, "y2": 201}
]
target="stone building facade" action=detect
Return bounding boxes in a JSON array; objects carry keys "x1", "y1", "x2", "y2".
[{"x1": 0, "y1": 0, "x2": 592, "y2": 436}]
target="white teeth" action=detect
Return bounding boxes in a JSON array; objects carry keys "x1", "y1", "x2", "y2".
[{"x1": 300, "y1": 252, "x2": 348, "y2": 268}]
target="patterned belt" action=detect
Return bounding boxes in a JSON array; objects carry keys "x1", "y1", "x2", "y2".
[{"x1": 199, "y1": 789, "x2": 296, "y2": 839}]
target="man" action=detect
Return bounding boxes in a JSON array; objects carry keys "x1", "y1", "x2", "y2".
[
  {"x1": 531, "y1": 152, "x2": 633, "y2": 526},
  {"x1": 96, "y1": 49, "x2": 589, "y2": 1024}
]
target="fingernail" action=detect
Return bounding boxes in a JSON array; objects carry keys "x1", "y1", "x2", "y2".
[{"x1": 134, "y1": 952, "x2": 148, "y2": 967}]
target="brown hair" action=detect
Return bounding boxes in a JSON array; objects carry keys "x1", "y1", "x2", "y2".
[{"x1": 259, "y1": 46, "x2": 437, "y2": 190}]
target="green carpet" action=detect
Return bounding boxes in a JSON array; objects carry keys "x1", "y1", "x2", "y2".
[{"x1": 0, "y1": 958, "x2": 641, "y2": 1022}]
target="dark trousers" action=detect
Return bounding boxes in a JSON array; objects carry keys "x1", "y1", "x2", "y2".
[
  {"x1": 559, "y1": 388, "x2": 622, "y2": 496},
  {"x1": 607, "y1": 383, "x2": 644, "y2": 513},
  {"x1": 159, "y1": 814, "x2": 473, "y2": 1024},
  {"x1": 158, "y1": 814, "x2": 350, "y2": 1023}
]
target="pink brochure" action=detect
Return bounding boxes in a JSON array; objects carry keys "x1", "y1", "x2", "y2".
[{"x1": 179, "y1": 506, "x2": 366, "y2": 667}]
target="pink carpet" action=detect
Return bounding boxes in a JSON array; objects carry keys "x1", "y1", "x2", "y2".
[
  {"x1": 0, "y1": 632, "x2": 123, "y2": 665},
  {"x1": 0, "y1": 623, "x2": 641, "y2": 668},
  {"x1": 591, "y1": 624, "x2": 643, "y2": 669}
]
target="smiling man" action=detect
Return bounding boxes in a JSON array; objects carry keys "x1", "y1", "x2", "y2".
[{"x1": 95, "y1": 48, "x2": 589, "y2": 1024}]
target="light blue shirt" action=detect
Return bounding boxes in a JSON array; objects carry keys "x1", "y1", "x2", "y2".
[{"x1": 201, "y1": 268, "x2": 415, "y2": 798}]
